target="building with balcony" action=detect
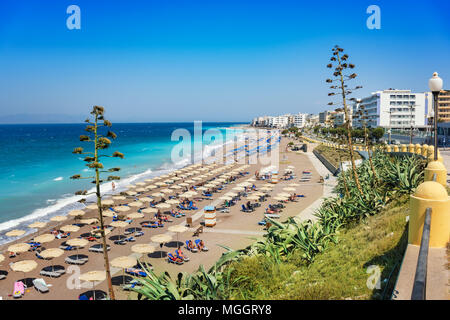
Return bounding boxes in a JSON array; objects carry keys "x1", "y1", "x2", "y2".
[
  {"x1": 437, "y1": 90, "x2": 450, "y2": 123},
  {"x1": 352, "y1": 89, "x2": 429, "y2": 130}
]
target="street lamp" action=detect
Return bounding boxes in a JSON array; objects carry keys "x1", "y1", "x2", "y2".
[{"x1": 428, "y1": 72, "x2": 443, "y2": 160}]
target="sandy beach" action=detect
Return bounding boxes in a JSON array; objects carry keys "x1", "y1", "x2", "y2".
[{"x1": 0, "y1": 132, "x2": 324, "y2": 300}]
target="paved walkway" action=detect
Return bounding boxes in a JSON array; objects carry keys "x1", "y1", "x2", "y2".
[{"x1": 294, "y1": 145, "x2": 338, "y2": 223}]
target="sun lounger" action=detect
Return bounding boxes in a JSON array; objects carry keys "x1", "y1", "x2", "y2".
[
  {"x1": 167, "y1": 253, "x2": 184, "y2": 265},
  {"x1": 264, "y1": 213, "x2": 281, "y2": 219},
  {"x1": 135, "y1": 231, "x2": 144, "y2": 237},
  {"x1": 33, "y1": 278, "x2": 49, "y2": 293},
  {"x1": 40, "y1": 266, "x2": 65, "y2": 278},
  {"x1": 13, "y1": 281, "x2": 25, "y2": 298},
  {"x1": 125, "y1": 268, "x2": 147, "y2": 277},
  {"x1": 89, "y1": 244, "x2": 111, "y2": 253},
  {"x1": 175, "y1": 251, "x2": 189, "y2": 262},
  {"x1": 194, "y1": 239, "x2": 209, "y2": 252},
  {"x1": 122, "y1": 279, "x2": 139, "y2": 291},
  {"x1": 65, "y1": 254, "x2": 89, "y2": 265},
  {"x1": 124, "y1": 236, "x2": 135, "y2": 242},
  {"x1": 59, "y1": 244, "x2": 75, "y2": 251},
  {"x1": 185, "y1": 240, "x2": 198, "y2": 252}
]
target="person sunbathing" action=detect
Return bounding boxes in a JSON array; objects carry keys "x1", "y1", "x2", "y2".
[
  {"x1": 187, "y1": 240, "x2": 196, "y2": 251},
  {"x1": 196, "y1": 240, "x2": 205, "y2": 251},
  {"x1": 170, "y1": 254, "x2": 184, "y2": 264},
  {"x1": 175, "y1": 248, "x2": 189, "y2": 261}
]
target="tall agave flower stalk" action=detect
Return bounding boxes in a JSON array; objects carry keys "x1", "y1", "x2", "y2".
[
  {"x1": 357, "y1": 105, "x2": 379, "y2": 184},
  {"x1": 326, "y1": 45, "x2": 364, "y2": 196},
  {"x1": 337, "y1": 137, "x2": 350, "y2": 198},
  {"x1": 71, "y1": 106, "x2": 124, "y2": 300}
]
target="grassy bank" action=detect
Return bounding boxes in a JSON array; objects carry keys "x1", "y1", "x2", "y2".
[
  {"x1": 314, "y1": 144, "x2": 361, "y2": 168},
  {"x1": 226, "y1": 195, "x2": 409, "y2": 300},
  {"x1": 130, "y1": 152, "x2": 425, "y2": 300}
]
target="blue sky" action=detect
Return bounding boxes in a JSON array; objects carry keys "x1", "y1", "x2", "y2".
[{"x1": 0, "y1": 0, "x2": 449, "y2": 122}]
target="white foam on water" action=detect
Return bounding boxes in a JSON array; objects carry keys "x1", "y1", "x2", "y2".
[{"x1": 0, "y1": 129, "x2": 265, "y2": 245}]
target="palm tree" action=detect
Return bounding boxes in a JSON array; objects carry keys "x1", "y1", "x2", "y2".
[
  {"x1": 326, "y1": 45, "x2": 364, "y2": 196},
  {"x1": 71, "y1": 106, "x2": 124, "y2": 300}
]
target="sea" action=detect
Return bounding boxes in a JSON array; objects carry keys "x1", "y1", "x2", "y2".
[{"x1": 0, "y1": 122, "x2": 245, "y2": 245}]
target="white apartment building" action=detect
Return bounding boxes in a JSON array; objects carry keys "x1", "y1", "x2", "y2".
[
  {"x1": 293, "y1": 113, "x2": 307, "y2": 128},
  {"x1": 333, "y1": 111, "x2": 352, "y2": 127},
  {"x1": 270, "y1": 115, "x2": 290, "y2": 128},
  {"x1": 352, "y1": 89, "x2": 429, "y2": 129}
]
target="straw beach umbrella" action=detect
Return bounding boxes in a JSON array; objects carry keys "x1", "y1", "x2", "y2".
[
  {"x1": 11, "y1": 260, "x2": 38, "y2": 282},
  {"x1": 67, "y1": 238, "x2": 89, "y2": 247},
  {"x1": 39, "y1": 248, "x2": 64, "y2": 259},
  {"x1": 168, "y1": 225, "x2": 188, "y2": 248},
  {"x1": 112, "y1": 196, "x2": 126, "y2": 201},
  {"x1": 283, "y1": 187, "x2": 296, "y2": 192},
  {"x1": 60, "y1": 225, "x2": 80, "y2": 233},
  {"x1": 85, "y1": 204, "x2": 98, "y2": 210},
  {"x1": 151, "y1": 234, "x2": 172, "y2": 259},
  {"x1": 8, "y1": 243, "x2": 31, "y2": 254},
  {"x1": 114, "y1": 206, "x2": 130, "y2": 212},
  {"x1": 11, "y1": 260, "x2": 37, "y2": 272},
  {"x1": 166, "y1": 199, "x2": 179, "y2": 205},
  {"x1": 110, "y1": 256, "x2": 137, "y2": 285},
  {"x1": 0, "y1": 254, "x2": 4, "y2": 264},
  {"x1": 50, "y1": 215, "x2": 67, "y2": 222},
  {"x1": 80, "y1": 218, "x2": 98, "y2": 225},
  {"x1": 131, "y1": 243, "x2": 155, "y2": 264},
  {"x1": 68, "y1": 210, "x2": 85, "y2": 217},
  {"x1": 110, "y1": 220, "x2": 129, "y2": 229},
  {"x1": 34, "y1": 234, "x2": 55, "y2": 244},
  {"x1": 142, "y1": 208, "x2": 157, "y2": 214},
  {"x1": 66, "y1": 238, "x2": 89, "y2": 260},
  {"x1": 79, "y1": 271, "x2": 106, "y2": 300},
  {"x1": 127, "y1": 212, "x2": 144, "y2": 219},
  {"x1": 102, "y1": 211, "x2": 115, "y2": 217},
  {"x1": 128, "y1": 201, "x2": 143, "y2": 208},
  {"x1": 28, "y1": 221, "x2": 47, "y2": 229},
  {"x1": 39, "y1": 248, "x2": 65, "y2": 278},
  {"x1": 6, "y1": 229, "x2": 26, "y2": 238},
  {"x1": 102, "y1": 200, "x2": 115, "y2": 206},
  {"x1": 156, "y1": 203, "x2": 171, "y2": 209}
]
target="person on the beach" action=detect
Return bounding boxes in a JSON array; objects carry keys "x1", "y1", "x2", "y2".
[
  {"x1": 187, "y1": 240, "x2": 196, "y2": 251},
  {"x1": 111, "y1": 181, "x2": 115, "y2": 191},
  {"x1": 176, "y1": 248, "x2": 188, "y2": 261},
  {"x1": 197, "y1": 240, "x2": 205, "y2": 251}
]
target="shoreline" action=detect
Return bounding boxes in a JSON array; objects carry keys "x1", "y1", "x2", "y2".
[
  {"x1": 0, "y1": 124, "x2": 251, "y2": 245},
  {"x1": 0, "y1": 129, "x2": 326, "y2": 300}
]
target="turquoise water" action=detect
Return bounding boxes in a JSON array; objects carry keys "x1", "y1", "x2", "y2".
[{"x1": 0, "y1": 122, "x2": 244, "y2": 242}]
